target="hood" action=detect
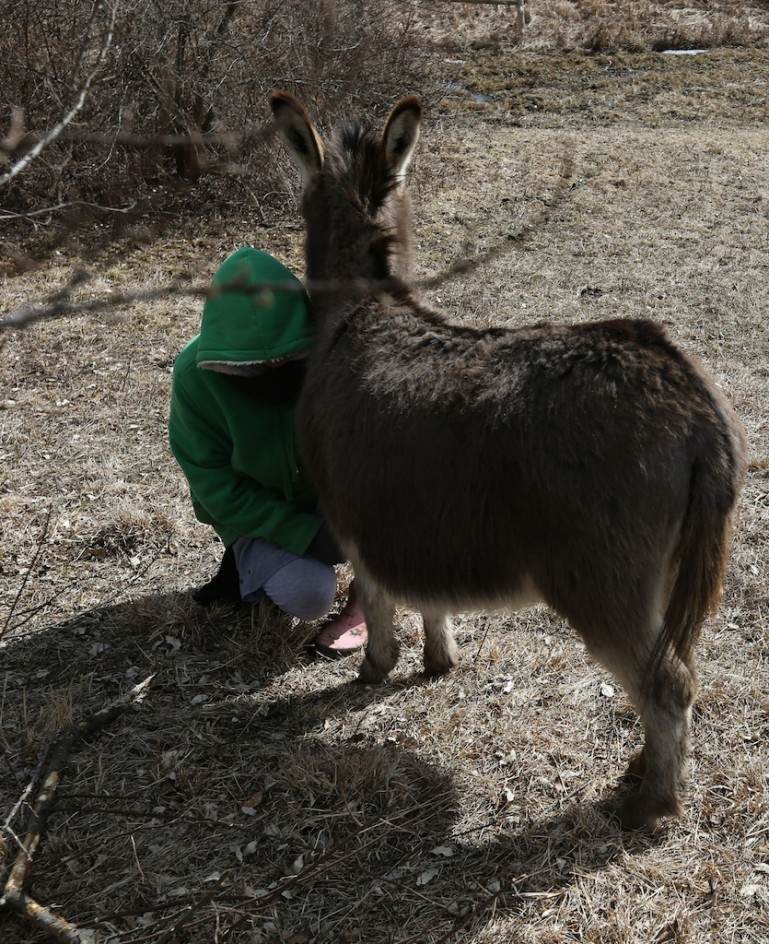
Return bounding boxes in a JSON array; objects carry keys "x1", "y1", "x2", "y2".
[{"x1": 196, "y1": 247, "x2": 312, "y2": 370}]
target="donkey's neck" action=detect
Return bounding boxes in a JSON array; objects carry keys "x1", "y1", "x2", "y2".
[
  {"x1": 305, "y1": 217, "x2": 411, "y2": 327},
  {"x1": 302, "y1": 163, "x2": 415, "y2": 329}
]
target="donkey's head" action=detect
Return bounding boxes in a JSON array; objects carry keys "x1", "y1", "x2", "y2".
[{"x1": 270, "y1": 92, "x2": 423, "y2": 291}]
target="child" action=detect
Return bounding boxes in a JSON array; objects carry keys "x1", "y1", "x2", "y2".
[{"x1": 169, "y1": 247, "x2": 367, "y2": 656}]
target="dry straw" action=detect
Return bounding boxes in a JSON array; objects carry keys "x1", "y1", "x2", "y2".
[{"x1": 2, "y1": 2, "x2": 769, "y2": 943}]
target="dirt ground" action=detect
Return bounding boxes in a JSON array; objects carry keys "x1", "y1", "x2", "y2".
[{"x1": 1, "y1": 10, "x2": 768, "y2": 944}]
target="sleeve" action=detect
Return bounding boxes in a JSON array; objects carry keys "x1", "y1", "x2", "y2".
[{"x1": 168, "y1": 364, "x2": 322, "y2": 554}]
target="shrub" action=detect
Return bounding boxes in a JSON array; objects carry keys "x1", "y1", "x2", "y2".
[{"x1": 0, "y1": 0, "x2": 425, "y2": 218}]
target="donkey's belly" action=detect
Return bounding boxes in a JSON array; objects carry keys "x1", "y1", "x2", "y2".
[{"x1": 342, "y1": 534, "x2": 543, "y2": 614}]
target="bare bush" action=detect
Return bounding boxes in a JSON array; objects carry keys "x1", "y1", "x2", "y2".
[{"x1": 0, "y1": 0, "x2": 425, "y2": 220}]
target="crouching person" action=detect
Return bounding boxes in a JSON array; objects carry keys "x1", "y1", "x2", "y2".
[{"x1": 168, "y1": 247, "x2": 367, "y2": 657}]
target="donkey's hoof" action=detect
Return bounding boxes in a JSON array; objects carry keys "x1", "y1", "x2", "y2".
[
  {"x1": 423, "y1": 659, "x2": 458, "y2": 678},
  {"x1": 423, "y1": 643, "x2": 460, "y2": 677},
  {"x1": 357, "y1": 658, "x2": 389, "y2": 685},
  {"x1": 611, "y1": 791, "x2": 681, "y2": 832}
]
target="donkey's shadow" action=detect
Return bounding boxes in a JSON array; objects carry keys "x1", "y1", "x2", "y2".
[
  {"x1": 1, "y1": 589, "x2": 671, "y2": 942},
  {"x1": 201, "y1": 675, "x2": 666, "y2": 939}
]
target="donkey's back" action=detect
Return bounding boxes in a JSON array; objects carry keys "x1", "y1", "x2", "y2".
[
  {"x1": 304, "y1": 300, "x2": 742, "y2": 613},
  {"x1": 271, "y1": 91, "x2": 747, "y2": 830}
]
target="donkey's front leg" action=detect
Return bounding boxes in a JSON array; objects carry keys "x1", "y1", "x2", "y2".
[
  {"x1": 356, "y1": 577, "x2": 398, "y2": 684},
  {"x1": 422, "y1": 608, "x2": 459, "y2": 676}
]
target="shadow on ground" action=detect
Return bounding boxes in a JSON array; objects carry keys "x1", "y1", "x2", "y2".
[{"x1": 1, "y1": 591, "x2": 663, "y2": 943}]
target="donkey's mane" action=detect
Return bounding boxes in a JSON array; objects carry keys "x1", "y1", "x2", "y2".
[{"x1": 329, "y1": 120, "x2": 401, "y2": 214}]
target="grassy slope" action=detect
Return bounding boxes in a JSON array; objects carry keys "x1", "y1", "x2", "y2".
[{"x1": 1, "y1": 23, "x2": 768, "y2": 944}]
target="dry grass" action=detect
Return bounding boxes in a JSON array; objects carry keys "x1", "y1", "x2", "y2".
[
  {"x1": 2, "y1": 8, "x2": 769, "y2": 944},
  {"x1": 409, "y1": 0, "x2": 769, "y2": 52}
]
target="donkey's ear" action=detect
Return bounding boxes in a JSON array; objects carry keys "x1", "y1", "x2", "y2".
[
  {"x1": 382, "y1": 96, "x2": 422, "y2": 181},
  {"x1": 270, "y1": 91, "x2": 324, "y2": 187}
]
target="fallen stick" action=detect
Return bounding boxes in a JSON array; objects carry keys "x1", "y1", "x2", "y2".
[{"x1": 0, "y1": 675, "x2": 155, "y2": 942}]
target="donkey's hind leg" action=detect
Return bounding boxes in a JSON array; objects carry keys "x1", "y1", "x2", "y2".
[
  {"x1": 356, "y1": 577, "x2": 398, "y2": 684},
  {"x1": 622, "y1": 651, "x2": 697, "y2": 829},
  {"x1": 422, "y1": 608, "x2": 459, "y2": 676},
  {"x1": 613, "y1": 648, "x2": 698, "y2": 830}
]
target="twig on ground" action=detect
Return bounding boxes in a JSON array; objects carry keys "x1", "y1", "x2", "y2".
[
  {"x1": 6, "y1": 537, "x2": 171, "y2": 641},
  {"x1": 0, "y1": 675, "x2": 155, "y2": 942},
  {"x1": 1, "y1": 506, "x2": 53, "y2": 641},
  {"x1": 151, "y1": 872, "x2": 232, "y2": 944},
  {"x1": 2, "y1": 739, "x2": 53, "y2": 843}
]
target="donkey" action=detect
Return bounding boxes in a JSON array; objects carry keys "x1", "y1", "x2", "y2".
[{"x1": 270, "y1": 91, "x2": 747, "y2": 830}]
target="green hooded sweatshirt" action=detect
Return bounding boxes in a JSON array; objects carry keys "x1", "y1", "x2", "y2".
[{"x1": 169, "y1": 247, "x2": 321, "y2": 552}]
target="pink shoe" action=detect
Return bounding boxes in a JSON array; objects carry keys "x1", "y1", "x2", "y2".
[{"x1": 313, "y1": 601, "x2": 368, "y2": 658}]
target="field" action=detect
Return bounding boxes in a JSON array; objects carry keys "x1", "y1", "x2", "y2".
[{"x1": 2, "y1": 4, "x2": 769, "y2": 943}]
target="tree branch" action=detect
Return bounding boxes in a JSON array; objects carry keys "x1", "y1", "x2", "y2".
[
  {"x1": 0, "y1": 1, "x2": 118, "y2": 188},
  {"x1": 0, "y1": 676, "x2": 155, "y2": 942}
]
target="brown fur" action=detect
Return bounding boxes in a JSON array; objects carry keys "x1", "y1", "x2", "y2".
[{"x1": 270, "y1": 92, "x2": 747, "y2": 830}]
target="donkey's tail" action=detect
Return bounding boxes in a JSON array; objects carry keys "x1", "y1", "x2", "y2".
[{"x1": 648, "y1": 414, "x2": 746, "y2": 685}]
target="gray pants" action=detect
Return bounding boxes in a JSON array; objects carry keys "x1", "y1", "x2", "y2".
[{"x1": 232, "y1": 536, "x2": 337, "y2": 621}]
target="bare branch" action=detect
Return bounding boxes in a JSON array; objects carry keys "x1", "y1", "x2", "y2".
[
  {"x1": 0, "y1": 676, "x2": 155, "y2": 942},
  {"x1": 0, "y1": 148, "x2": 575, "y2": 333},
  {"x1": 0, "y1": 1, "x2": 118, "y2": 189},
  {"x1": 0, "y1": 508, "x2": 54, "y2": 641}
]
